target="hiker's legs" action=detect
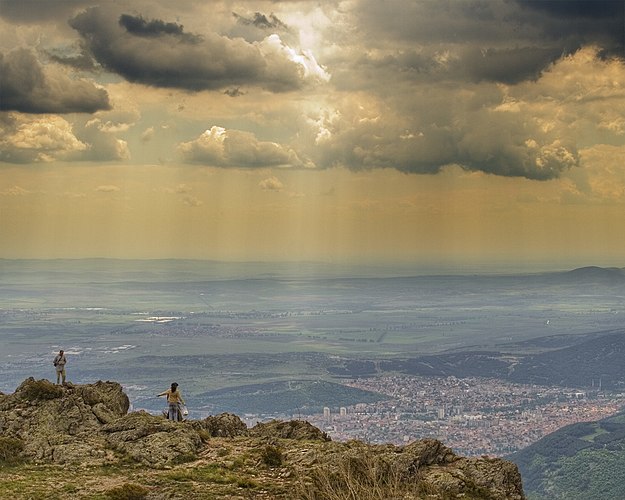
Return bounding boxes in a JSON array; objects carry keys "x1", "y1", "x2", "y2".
[
  {"x1": 60, "y1": 368, "x2": 66, "y2": 384},
  {"x1": 168, "y1": 403, "x2": 178, "y2": 421}
]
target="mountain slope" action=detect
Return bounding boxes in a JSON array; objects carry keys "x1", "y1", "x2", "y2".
[
  {"x1": 367, "y1": 329, "x2": 625, "y2": 390},
  {"x1": 508, "y1": 412, "x2": 625, "y2": 500},
  {"x1": 507, "y1": 330, "x2": 625, "y2": 389}
]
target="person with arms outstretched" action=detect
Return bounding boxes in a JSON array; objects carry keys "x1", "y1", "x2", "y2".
[{"x1": 157, "y1": 382, "x2": 185, "y2": 421}]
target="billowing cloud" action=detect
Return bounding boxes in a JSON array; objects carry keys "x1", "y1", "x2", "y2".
[
  {"x1": 0, "y1": 49, "x2": 110, "y2": 114},
  {"x1": 75, "y1": 123, "x2": 131, "y2": 161},
  {"x1": 0, "y1": 111, "x2": 131, "y2": 164},
  {"x1": 259, "y1": 176, "x2": 284, "y2": 191},
  {"x1": 310, "y1": 107, "x2": 579, "y2": 180},
  {"x1": 0, "y1": 113, "x2": 87, "y2": 163},
  {"x1": 69, "y1": 8, "x2": 327, "y2": 92},
  {"x1": 303, "y1": 47, "x2": 602, "y2": 181},
  {"x1": 179, "y1": 126, "x2": 305, "y2": 168}
]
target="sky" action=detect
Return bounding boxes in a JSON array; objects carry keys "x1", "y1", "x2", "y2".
[{"x1": 1, "y1": 0, "x2": 625, "y2": 269}]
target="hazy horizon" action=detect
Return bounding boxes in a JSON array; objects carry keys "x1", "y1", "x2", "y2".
[{"x1": 1, "y1": 256, "x2": 623, "y2": 279}]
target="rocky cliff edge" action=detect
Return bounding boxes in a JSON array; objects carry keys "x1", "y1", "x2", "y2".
[{"x1": 0, "y1": 378, "x2": 525, "y2": 499}]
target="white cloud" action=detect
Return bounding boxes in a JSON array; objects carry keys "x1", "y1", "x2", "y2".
[
  {"x1": 0, "y1": 113, "x2": 88, "y2": 163},
  {"x1": 141, "y1": 126, "x2": 155, "y2": 142},
  {"x1": 259, "y1": 176, "x2": 284, "y2": 191},
  {"x1": 259, "y1": 34, "x2": 330, "y2": 83},
  {"x1": 179, "y1": 126, "x2": 306, "y2": 168}
]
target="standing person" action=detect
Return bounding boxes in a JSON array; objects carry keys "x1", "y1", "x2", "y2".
[
  {"x1": 53, "y1": 349, "x2": 67, "y2": 385},
  {"x1": 157, "y1": 382, "x2": 185, "y2": 421}
]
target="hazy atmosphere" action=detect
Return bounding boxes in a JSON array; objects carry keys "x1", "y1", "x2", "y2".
[{"x1": 2, "y1": 0, "x2": 625, "y2": 267}]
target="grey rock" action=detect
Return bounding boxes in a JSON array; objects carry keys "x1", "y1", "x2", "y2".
[{"x1": 250, "y1": 419, "x2": 331, "y2": 441}]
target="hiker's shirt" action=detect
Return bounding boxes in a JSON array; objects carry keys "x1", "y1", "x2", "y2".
[
  {"x1": 160, "y1": 389, "x2": 184, "y2": 405},
  {"x1": 54, "y1": 355, "x2": 67, "y2": 371}
]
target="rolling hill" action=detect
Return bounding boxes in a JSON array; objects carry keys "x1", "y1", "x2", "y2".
[{"x1": 509, "y1": 411, "x2": 625, "y2": 499}]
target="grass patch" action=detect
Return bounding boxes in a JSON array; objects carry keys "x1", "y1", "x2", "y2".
[
  {"x1": 580, "y1": 425, "x2": 609, "y2": 443},
  {"x1": 0, "y1": 437, "x2": 25, "y2": 466},
  {"x1": 105, "y1": 483, "x2": 149, "y2": 500},
  {"x1": 163, "y1": 464, "x2": 258, "y2": 489}
]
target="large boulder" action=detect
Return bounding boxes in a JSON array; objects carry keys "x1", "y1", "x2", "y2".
[
  {"x1": 190, "y1": 412, "x2": 248, "y2": 438},
  {"x1": 0, "y1": 378, "x2": 129, "y2": 464},
  {"x1": 250, "y1": 419, "x2": 330, "y2": 442},
  {"x1": 102, "y1": 411, "x2": 203, "y2": 467}
]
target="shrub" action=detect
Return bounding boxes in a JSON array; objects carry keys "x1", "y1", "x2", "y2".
[
  {"x1": 19, "y1": 379, "x2": 63, "y2": 401},
  {"x1": 261, "y1": 444, "x2": 284, "y2": 467},
  {"x1": 105, "y1": 483, "x2": 149, "y2": 500},
  {"x1": 0, "y1": 436, "x2": 25, "y2": 465},
  {"x1": 197, "y1": 429, "x2": 211, "y2": 442}
]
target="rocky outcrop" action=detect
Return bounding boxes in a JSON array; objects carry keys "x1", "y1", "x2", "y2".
[
  {"x1": 0, "y1": 378, "x2": 128, "y2": 464},
  {"x1": 289, "y1": 439, "x2": 524, "y2": 499},
  {"x1": 102, "y1": 411, "x2": 203, "y2": 467},
  {"x1": 0, "y1": 379, "x2": 526, "y2": 498},
  {"x1": 190, "y1": 412, "x2": 248, "y2": 438},
  {"x1": 249, "y1": 418, "x2": 330, "y2": 441}
]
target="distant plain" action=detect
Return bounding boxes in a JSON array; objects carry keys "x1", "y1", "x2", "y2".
[{"x1": 2, "y1": 259, "x2": 624, "y2": 415}]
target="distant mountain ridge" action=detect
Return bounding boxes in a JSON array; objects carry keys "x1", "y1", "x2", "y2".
[
  {"x1": 330, "y1": 329, "x2": 625, "y2": 390},
  {"x1": 562, "y1": 266, "x2": 625, "y2": 284}
]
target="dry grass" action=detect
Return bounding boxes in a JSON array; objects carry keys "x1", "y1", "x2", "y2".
[{"x1": 296, "y1": 451, "x2": 419, "y2": 500}]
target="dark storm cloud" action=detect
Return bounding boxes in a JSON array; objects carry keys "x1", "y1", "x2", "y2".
[
  {"x1": 48, "y1": 50, "x2": 98, "y2": 71},
  {"x1": 353, "y1": 0, "x2": 516, "y2": 45},
  {"x1": 118, "y1": 14, "x2": 202, "y2": 43},
  {"x1": 516, "y1": 0, "x2": 625, "y2": 55},
  {"x1": 314, "y1": 122, "x2": 579, "y2": 180},
  {"x1": 305, "y1": 79, "x2": 581, "y2": 181},
  {"x1": 69, "y1": 7, "x2": 307, "y2": 92},
  {"x1": 0, "y1": 49, "x2": 110, "y2": 114},
  {"x1": 224, "y1": 87, "x2": 246, "y2": 97},
  {"x1": 347, "y1": 45, "x2": 565, "y2": 86},
  {"x1": 0, "y1": 0, "x2": 94, "y2": 23},
  {"x1": 458, "y1": 46, "x2": 567, "y2": 84},
  {"x1": 351, "y1": 0, "x2": 624, "y2": 87},
  {"x1": 233, "y1": 12, "x2": 289, "y2": 31},
  {"x1": 518, "y1": 0, "x2": 624, "y2": 19}
]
